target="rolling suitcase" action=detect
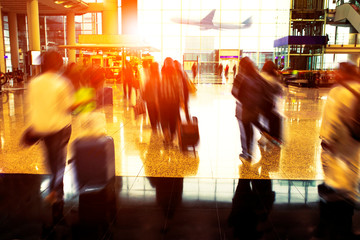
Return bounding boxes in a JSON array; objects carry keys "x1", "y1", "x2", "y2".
[
  {"x1": 96, "y1": 87, "x2": 113, "y2": 106},
  {"x1": 103, "y1": 87, "x2": 113, "y2": 105},
  {"x1": 78, "y1": 182, "x2": 116, "y2": 224},
  {"x1": 179, "y1": 116, "x2": 200, "y2": 154},
  {"x1": 73, "y1": 136, "x2": 115, "y2": 188}
]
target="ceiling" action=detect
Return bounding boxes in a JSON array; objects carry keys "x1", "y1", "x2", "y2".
[{"x1": 0, "y1": 0, "x2": 89, "y2": 15}]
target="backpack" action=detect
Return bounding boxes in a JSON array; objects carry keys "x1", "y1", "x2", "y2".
[{"x1": 338, "y1": 80, "x2": 360, "y2": 141}]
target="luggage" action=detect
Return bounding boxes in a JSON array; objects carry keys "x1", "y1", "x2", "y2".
[
  {"x1": 179, "y1": 116, "x2": 200, "y2": 153},
  {"x1": 96, "y1": 87, "x2": 113, "y2": 106},
  {"x1": 133, "y1": 97, "x2": 146, "y2": 117},
  {"x1": 73, "y1": 136, "x2": 115, "y2": 188},
  {"x1": 78, "y1": 181, "x2": 116, "y2": 224},
  {"x1": 103, "y1": 87, "x2": 113, "y2": 105}
]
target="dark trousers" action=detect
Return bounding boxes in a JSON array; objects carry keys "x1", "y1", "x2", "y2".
[
  {"x1": 238, "y1": 108, "x2": 258, "y2": 157},
  {"x1": 238, "y1": 119, "x2": 253, "y2": 157},
  {"x1": 123, "y1": 80, "x2": 132, "y2": 99},
  {"x1": 147, "y1": 102, "x2": 159, "y2": 130},
  {"x1": 160, "y1": 102, "x2": 180, "y2": 141},
  {"x1": 43, "y1": 125, "x2": 72, "y2": 199}
]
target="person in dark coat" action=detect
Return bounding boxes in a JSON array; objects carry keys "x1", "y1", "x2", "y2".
[
  {"x1": 235, "y1": 57, "x2": 264, "y2": 161},
  {"x1": 144, "y1": 62, "x2": 161, "y2": 131},
  {"x1": 159, "y1": 57, "x2": 183, "y2": 145},
  {"x1": 174, "y1": 60, "x2": 190, "y2": 122},
  {"x1": 123, "y1": 61, "x2": 134, "y2": 100}
]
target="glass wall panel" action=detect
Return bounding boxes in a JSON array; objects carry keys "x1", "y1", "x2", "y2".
[
  {"x1": 240, "y1": 1, "x2": 261, "y2": 10},
  {"x1": 200, "y1": 0, "x2": 221, "y2": 10},
  {"x1": 138, "y1": 0, "x2": 290, "y2": 73}
]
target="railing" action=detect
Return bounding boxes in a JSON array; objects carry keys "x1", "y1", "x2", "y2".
[
  {"x1": 326, "y1": 33, "x2": 360, "y2": 45},
  {"x1": 336, "y1": 0, "x2": 360, "y2": 8}
]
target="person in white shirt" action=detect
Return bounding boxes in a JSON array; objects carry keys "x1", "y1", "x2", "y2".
[{"x1": 26, "y1": 51, "x2": 74, "y2": 204}]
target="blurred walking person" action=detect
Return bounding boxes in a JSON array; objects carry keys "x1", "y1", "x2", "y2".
[
  {"x1": 174, "y1": 60, "x2": 190, "y2": 122},
  {"x1": 233, "y1": 64, "x2": 237, "y2": 80},
  {"x1": 26, "y1": 51, "x2": 74, "y2": 205},
  {"x1": 159, "y1": 57, "x2": 183, "y2": 145},
  {"x1": 192, "y1": 62, "x2": 197, "y2": 82},
  {"x1": 144, "y1": 62, "x2": 161, "y2": 131},
  {"x1": 234, "y1": 57, "x2": 264, "y2": 161},
  {"x1": 315, "y1": 62, "x2": 360, "y2": 239},
  {"x1": 123, "y1": 61, "x2": 134, "y2": 100},
  {"x1": 258, "y1": 61, "x2": 283, "y2": 146},
  {"x1": 225, "y1": 64, "x2": 229, "y2": 79}
]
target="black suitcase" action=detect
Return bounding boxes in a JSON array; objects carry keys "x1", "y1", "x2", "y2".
[
  {"x1": 73, "y1": 136, "x2": 115, "y2": 188},
  {"x1": 78, "y1": 181, "x2": 116, "y2": 224},
  {"x1": 179, "y1": 116, "x2": 200, "y2": 153}
]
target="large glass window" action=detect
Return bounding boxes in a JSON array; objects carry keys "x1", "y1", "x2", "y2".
[
  {"x1": 3, "y1": 15, "x2": 11, "y2": 72},
  {"x1": 138, "y1": 0, "x2": 290, "y2": 71}
]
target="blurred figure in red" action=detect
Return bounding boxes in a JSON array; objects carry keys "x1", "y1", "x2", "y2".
[
  {"x1": 123, "y1": 61, "x2": 134, "y2": 100},
  {"x1": 233, "y1": 64, "x2": 237, "y2": 80},
  {"x1": 159, "y1": 57, "x2": 183, "y2": 145},
  {"x1": 143, "y1": 62, "x2": 161, "y2": 131},
  {"x1": 315, "y1": 62, "x2": 360, "y2": 239},
  {"x1": 26, "y1": 51, "x2": 74, "y2": 205},
  {"x1": 225, "y1": 64, "x2": 229, "y2": 79},
  {"x1": 192, "y1": 62, "x2": 197, "y2": 82}
]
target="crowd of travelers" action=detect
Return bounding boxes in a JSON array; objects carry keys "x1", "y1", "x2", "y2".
[
  {"x1": 124, "y1": 57, "x2": 194, "y2": 146},
  {"x1": 21, "y1": 49, "x2": 360, "y2": 239}
]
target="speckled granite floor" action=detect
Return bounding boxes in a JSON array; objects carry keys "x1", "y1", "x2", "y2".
[{"x1": 0, "y1": 83, "x2": 329, "y2": 180}]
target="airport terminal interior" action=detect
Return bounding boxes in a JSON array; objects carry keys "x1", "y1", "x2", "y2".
[{"x1": 2, "y1": 0, "x2": 360, "y2": 239}]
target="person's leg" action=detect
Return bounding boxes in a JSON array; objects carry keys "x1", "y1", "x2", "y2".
[
  {"x1": 147, "y1": 103, "x2": 158, "y2": 130},
  {"x1": 43, "y1": 126, "x2": 71, "y2": 201},
  {"x1": 169, "y1": 105, "x2": 180, "y2": 142},
  {"x1": 123, "y1": 80, "x2": 128, "y2": 99},
  {"x1": 245, "y1": 121, "x2": 254, "y2": 157},
  {"x1": 160, "y1": 104, "x2": 171, "y2": 143},
  {"x1": 238, "y1": 119, "x2": 249, "y2": 158},
  {"x1": 183, "y1": 101, "x2": 191, "y2": 122},
  {"x1": 128, "y1": 81, "x2": 132, "y2": 100}
]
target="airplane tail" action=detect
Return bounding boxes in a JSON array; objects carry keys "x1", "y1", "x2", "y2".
[
  {"x1": 200, "y1": 9, "x2": 216, "y2": 24},
  {"x1": 242, "y1": 17, "x2": 252, "y2": 28}
]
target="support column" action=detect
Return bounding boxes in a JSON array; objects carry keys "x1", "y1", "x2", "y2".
[
  {"x1": 27, "y1": 0, "x2": 40, "y2": 51},
  {"x1": 0, "y1": 8, "x2": 6, "y2": 73},
  {"x1": 103, "y1": 0, "x2": 118, "y2": 35},
  {"x1": 9, "y1": 12, "x2": 19, "y2": 70},
  {"x1": 66, "y1": 12, "x2": 76, "y2": 64},
  {"x1": 27, "y1": 0, "x2": 41, "y2": 76}
]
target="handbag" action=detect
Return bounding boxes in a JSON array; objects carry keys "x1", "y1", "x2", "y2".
[{"x1": 133, "y1": 97, "x2": 146, "y2": 117}]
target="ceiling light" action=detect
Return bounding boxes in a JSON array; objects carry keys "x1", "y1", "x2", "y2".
[{"x1": 54, "y1": 0, "x2": 65, "y2": 4}]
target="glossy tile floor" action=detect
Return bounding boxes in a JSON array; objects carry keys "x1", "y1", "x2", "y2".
[
  {"x1": 1, "y1": 81, "x2": 327, "y2": 179},
  {"x1": 1, "y1": 80, "x2": 360, "y2": 240}
]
